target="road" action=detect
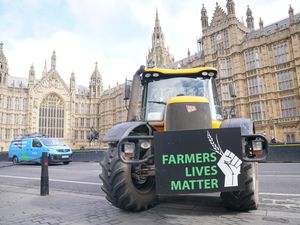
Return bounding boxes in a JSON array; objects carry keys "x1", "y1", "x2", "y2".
[
  {"x1": 0, "y1": 162, "x2": 299, "y2": 197},
  {"x1": 0, "y1": 162, "x2": 300, "y2": 225}
]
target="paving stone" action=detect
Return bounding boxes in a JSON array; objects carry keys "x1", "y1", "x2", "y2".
[{"x1": 1, "y1": 184, "x2": 300, "y2": 225}]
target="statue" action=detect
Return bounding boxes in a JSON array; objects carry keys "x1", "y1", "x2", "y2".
[{"x1": 87, "y1": 127, "x2": 99, "y2": 145}]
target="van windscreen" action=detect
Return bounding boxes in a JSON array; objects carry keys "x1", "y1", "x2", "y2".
[{"x1": 41, "y1": 138, "x2": 64, "y2": 146}]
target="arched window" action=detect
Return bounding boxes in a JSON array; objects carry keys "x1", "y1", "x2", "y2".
[{"x1": 39, "y1": 94, "x2": 64, "y2": 138}]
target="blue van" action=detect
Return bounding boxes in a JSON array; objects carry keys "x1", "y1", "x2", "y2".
[{"x1": 8, "y1": 134, "x2": 72, "y2": 165}]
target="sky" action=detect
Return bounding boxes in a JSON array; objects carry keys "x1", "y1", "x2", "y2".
[{"x1": 1, "y1": 0, "x2": 300, "y2": 90}]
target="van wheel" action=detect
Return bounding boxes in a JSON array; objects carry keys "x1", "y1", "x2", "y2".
[
  {"x1": 63, "y1": 162, "x2": 70, "y2": 165},
  {"x1": 12, "y1": 156, "x2": 19, "y2": 165}
]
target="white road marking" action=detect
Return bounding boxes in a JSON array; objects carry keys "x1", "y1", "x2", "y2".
[
  {"x1": 260, "y1": 192, "x2": 300, "y2": 197},
  {"x1": 260, "y1": 175, "x2": 300, "y2": 178},
  {"x1": 1, "y1": 175, "x2": 299, "y2": 197},
  {"x1": 0, "y1": 175, "x2": 101, "y2": 186}
]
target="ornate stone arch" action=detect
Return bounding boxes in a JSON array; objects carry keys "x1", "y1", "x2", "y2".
[{"x1": 39, "y1": 93, "x2": 64, "y2": 138}]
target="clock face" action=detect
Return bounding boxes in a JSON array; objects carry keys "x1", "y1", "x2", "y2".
[
  {"x1": 216, "y1": 34, "x2": 222, "y2": 41},
  {"x1": 156, "y1": 38, "x2": 160, "y2": 43}
]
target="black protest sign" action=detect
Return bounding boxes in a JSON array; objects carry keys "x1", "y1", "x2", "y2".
[{"x1": 154, "y1": 128, "x2": 245, "y2": 195}]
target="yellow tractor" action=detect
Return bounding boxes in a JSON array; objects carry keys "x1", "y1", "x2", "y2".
[{"x1": 100, "y1": 66, "x2": 268, "y2": 211}]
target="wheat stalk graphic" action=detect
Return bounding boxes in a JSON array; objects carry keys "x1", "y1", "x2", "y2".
[{"x1": 207, "y1": 131, "x2": 224, "y2": 156}]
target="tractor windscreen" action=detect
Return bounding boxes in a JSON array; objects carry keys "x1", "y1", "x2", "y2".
[{"x1": 142, "y1": 76, "x2": 222, "y2": 121}]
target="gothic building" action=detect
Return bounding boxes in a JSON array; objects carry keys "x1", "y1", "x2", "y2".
[
  {"x1": 146, "y1": 9, "x2": 174, "y2": 68},
  {"x1": 1, "y1": 47, "x2": 100, "y2": 151},
  {"x1": 169, "y1": 1, "x2": 300, "y2": 143},
  {"x1": 0, "y1": 1, "x2": 299, "y2": 152}
]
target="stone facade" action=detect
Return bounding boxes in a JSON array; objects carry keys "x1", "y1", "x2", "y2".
[
  {"x1": 0, "y1": 46, "x2": 111, "y2": 151},
  {"x1": 168, "y1": 2, "x2": 300, "y2": 143}
]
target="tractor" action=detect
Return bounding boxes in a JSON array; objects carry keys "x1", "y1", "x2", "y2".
[{"x1": 100, "y1": 66, "x2": 268, "y2": 211}]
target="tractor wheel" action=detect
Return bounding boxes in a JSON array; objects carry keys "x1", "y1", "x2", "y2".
[
  {"x1": 99, "y1": 145, "x2": 156, "y2": 211},
  {"x1": 220, "y1": 162, "x2": 259, "y2": 211}
]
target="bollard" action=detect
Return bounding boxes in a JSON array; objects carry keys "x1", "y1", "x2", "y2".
[{"x1": 40, "y1": 152, "x2": 49, "y2": 196}]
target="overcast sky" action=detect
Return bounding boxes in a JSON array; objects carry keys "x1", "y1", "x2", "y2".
[{"x1": 1, "y1": 0, "x2": 299, "y2": 89}]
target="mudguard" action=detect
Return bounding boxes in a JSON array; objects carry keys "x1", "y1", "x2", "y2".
[
  {"x1": 221, "y1": 118, "x2": 254, "y2": 135},
  {"x1": 103, "y1": 122, "x2": 151, "y2": 143}
]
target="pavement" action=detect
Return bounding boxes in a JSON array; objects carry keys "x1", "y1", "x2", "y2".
[{"x1": 1, "y1": 183, "x2": 300, "y2": 225}]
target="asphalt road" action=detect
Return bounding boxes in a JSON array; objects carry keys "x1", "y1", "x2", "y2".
[
  {"x1": 0, "y1": 162, "x2": 299, "y2": 206},
  {"x1": 0, "y1": 161, "x2": 300, "y2": 225}
]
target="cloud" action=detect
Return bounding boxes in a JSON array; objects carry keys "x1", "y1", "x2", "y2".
[
  {"x1": 5, "y1": 31, "x2": 143, "y2": 89},
  {"x1": 2, "y1": 0, "x2": 300, "y2": 91}
]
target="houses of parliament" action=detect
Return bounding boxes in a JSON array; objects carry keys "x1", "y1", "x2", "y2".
[{"x1": 0, "y1": 1, "x2": 299, "y2": 151}]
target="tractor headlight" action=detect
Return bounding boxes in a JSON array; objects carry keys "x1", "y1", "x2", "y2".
[
  {"x1": 243, "y1": 135, "x2": 268, "y2": 162},
  {"x1": 252, "y1": 139, "x2": 263, "y2": 151},
  {"x1": 124, "y1": 142, "x2": 135, "y2": 158},
  {"x1": 145, "y1": 73, "x2": 151, "y2": 78},
  {"x1": 208, "y1": 72, "x2": 215, "y2": 77},
  {"x1": 140, "y1": 141, "x2": 151, "y2": 150}
]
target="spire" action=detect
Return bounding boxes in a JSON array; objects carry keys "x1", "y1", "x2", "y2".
[
  {"x1": 289, "y1": 5, "x2": 295, "y2": 24},
  {"x1": 92, "y1": 61, "x2": 100, "y2": 78},
  {"x1": 28, "y1": 64, "x2": 35, "y2": 87},
  {"x1": 42, "y1": 60, "x2": 48, "y2": 76},
  {"x1": 259, "y1": 18, "x2": 264, "y2": 32},
  {"x1": 70, "y1": 71, "x2": 76, "y2": 90},
  {"x1": 90, "y1": 61, "x2": 103, "y2": 98},
  {"x1": 289, "y1": 4, "x2": 294, "y2": 14},
  {"x1": 0, "y1": 41, "x2": 8, "y2": 86},
  {"x1": 147, "y1": 8, "x2": 173, "y2": 68},
  {"x1": 51, "y1": 50, "x2": 56, "y2": 70},
  {"x1": 152, "y1": 8, "x2": 165, "y2": 48},
  {"x1": 226, "y1": 0, "x2": 235, "y2": 16},
  {"x1": 155, "y1": 7, "x2": 160, "y2": 28},
  {"x1": 0, "y1": 41, "x2": 7, "y2": 63},
  {"x1": 71, "y1": 70, "x2": 75, "y2": 79},
  {"x1": 201, "y1": 4, "x2": 209, "y2": 30},
  {"x1": 246, "y1": 5, "x2": 254, "y2": 30},
  {"x1": 29, "y1": 64, "x2": 35, "y2": 76}
]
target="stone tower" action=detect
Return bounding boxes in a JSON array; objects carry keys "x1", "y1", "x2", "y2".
[
  {"x1": 289, "y1": 5, "x2": 295, "y2": 24},
  {"x1": 51, "y1": 50, "x2": 56, "y2": 70},
  {"x1": 70, "y1": 71, "x2": 76, "y2": 91},
  {"x1": 246, "y1": 5, "x2": 254, "y2": 30},
  {"x1": 201, "y1": 4, "x2": 209, "y2": 30},
  {"x1": 146, "y1": 9, "x2": 174, "y2": 68},
  {"x1": 0, "y1": 42, "x2": 8, "y2": 86},
  {"x1": 226, "y1": 0, "x2": 236, "y2": 16},
  {"x1": 89, "y1": 62, "x2": 103, "y2": 98}
]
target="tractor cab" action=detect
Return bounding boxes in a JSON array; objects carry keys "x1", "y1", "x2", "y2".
[{"x1": 140, "y1": 67, "x2": 222, "y2": 130}]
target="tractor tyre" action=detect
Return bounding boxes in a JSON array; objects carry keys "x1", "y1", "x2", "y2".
[
  {"x1": 99, "y1": 145, "x2": 156, "y2": 211},
  {"x1": 220, "y1": 162, "x2": 259, "y2": 211}
]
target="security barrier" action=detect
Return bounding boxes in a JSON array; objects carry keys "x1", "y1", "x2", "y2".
[{"x1": 1, "y1": 146, "x2": 300, "y2": 163}]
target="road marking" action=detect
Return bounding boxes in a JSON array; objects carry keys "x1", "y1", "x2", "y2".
[
  {"x1": 0, "y1": 175, "x2": 299, "y2": 196},
  {"x1": 0, "y1": 175, "x2": 101, "y2": 186},
  {"x1": 260, "y1": 192, "x2": 300, "y2": 197},
  {"x1": 260, "y1": 175, "x2": 300, "y2": 178}
]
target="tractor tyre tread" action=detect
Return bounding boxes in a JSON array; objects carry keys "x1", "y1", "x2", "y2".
[
  {"x1": 220, "y1": 162, "x2": 259, "y2": 211},
  {"x1": 99, "y1": 145, "x2": 156, "y2": 211}
]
